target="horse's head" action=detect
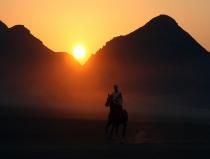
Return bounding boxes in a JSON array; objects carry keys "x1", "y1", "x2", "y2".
[{"x1": 105, "y1": 94, "x2": 112, "y2": 107}]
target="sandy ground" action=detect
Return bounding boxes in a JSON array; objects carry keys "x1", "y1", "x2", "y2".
[
  {"x1": 2, "y1": 117, "x2": 210, "y2": 158},
  {"x1": 2, "y1": 143, "x2": 210, "y2": 159}
]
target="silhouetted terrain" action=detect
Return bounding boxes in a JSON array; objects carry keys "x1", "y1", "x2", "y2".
[
  {"x1": 85, "y1": 14, "x2": 210, "y2": 119},
  {"x1": 1, "y1": 15, "x2": 210, "y2": 119},
  {"x1": 0, "y1": 21, "x2": 82, "y2": 114}
]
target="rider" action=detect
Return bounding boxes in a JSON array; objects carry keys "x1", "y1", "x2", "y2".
[
  {"x1": 111, "y1": 84, "x2": 123, "y2": 110},
  {"x1": 105, "y1": 85, "x2": 127, "y2": 140}
]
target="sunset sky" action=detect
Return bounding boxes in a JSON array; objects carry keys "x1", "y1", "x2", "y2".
[{"x1": 1, "y1": 0, "x2": 210, "y2": 63}]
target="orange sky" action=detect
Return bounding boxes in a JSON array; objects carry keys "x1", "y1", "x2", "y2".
[{"x1": 1, "y1": 0, "x2": 210, "y2": 63}]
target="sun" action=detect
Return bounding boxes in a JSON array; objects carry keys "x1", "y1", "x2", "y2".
[{"x1": 72, "y1": 45, "x2": 86, "y2": 61}]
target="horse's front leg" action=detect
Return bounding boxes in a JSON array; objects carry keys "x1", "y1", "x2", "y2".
[
  {"x1": 105, "y1": 120, "x2": 112, "y2": 135},
  {"x1": 108, "y1": 124, "x2": 115, "y2": 140}
]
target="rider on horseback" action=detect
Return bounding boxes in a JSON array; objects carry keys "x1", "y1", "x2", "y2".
[
  {"x1": 112, "y1": 84, "x2": 123, "y2": 110},
  {"x1": 105, "y1": 84, "x2": 127, "y2": 140}
]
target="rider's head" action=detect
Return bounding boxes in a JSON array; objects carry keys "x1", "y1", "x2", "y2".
[{"x1": 113, "y1": 84, "x2": 118, "y2": 92}]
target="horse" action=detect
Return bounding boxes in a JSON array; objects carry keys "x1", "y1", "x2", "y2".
[{"x1": 105, "y1": 94, "x2": 128, "y2": 140}]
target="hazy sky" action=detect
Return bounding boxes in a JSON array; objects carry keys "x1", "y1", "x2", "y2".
[{"x1": 1, "y1": 0, "x2": 210, "y2": 63}]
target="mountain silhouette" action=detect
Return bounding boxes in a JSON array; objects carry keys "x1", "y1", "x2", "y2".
[
  {"x1": 0, "y1": 21, "x2": 8, "y2": 33},
  {"x1": 0, "y1": 21, "x2": 81, "y2": 111},
  {"x1": 0, "y1": 15, "x2": 210, "y2": 119},
  {"x1": 87, "y1": 15, "x2": 209, "y2": 65},
  {"x1": 85, "y1": 15, "x2": 210, "y2": 117}
]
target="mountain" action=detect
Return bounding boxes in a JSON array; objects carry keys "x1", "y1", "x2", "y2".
[
  {"x1": 84, "y1": 15, "x2": 210, "y2": 119},
  {"x1": 0, "y1": 21, "x2": 81, "y2": 113},
  {"x1": 0, "y1": 21, "x2": 8, "y2": 33},
  {"x1": 1, "y1": 15, "x2": 210, "y2": 120}
]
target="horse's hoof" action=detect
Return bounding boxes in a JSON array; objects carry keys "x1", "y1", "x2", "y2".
[
  {"x1": 106, "y1": 135, "x2": 113, "y2": 141},
  {"x1": 120, "y1": 138, "x2": 125, "y2": 144}
]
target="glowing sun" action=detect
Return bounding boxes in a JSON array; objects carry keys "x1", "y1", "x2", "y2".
[{"x1": 72, "y1": 45, "x2": 86, "y2": 61}]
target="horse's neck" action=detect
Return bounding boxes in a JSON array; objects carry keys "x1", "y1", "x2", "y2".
[{"x1": 108, "y1": 96, "x2": 115, "y2": 110}]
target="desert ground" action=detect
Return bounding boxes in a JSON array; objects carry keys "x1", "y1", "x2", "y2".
[{"x1": 1, "y1": 109, "x2": 210, "y2": 158}]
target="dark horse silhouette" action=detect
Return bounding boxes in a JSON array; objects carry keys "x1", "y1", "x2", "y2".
[{"x1": 105, "y1": 94, "x2": 128, "y2": 140}]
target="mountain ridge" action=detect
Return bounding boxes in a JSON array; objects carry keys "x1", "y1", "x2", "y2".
[
  {"x1": 1, "y1": 15, "x2": 210, "y2": 119},
  {"x1": 83, "y1": 14, "x2": 210, "y2": 117}
]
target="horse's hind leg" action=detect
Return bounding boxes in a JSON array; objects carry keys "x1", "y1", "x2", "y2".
[
  {"x1": 122, "y1": 122, "x2": 127, "y2": 138},
  {"x1": 108, "y1": 124, "x2": 115, "y2": 139},
  {"x1": 115, "y1": 124, "x2": 119, "y2": 136}
]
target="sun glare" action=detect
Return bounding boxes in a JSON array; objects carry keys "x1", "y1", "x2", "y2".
[{"x1": 72, "y1": 45, "x2": 86, "y2": 61}]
